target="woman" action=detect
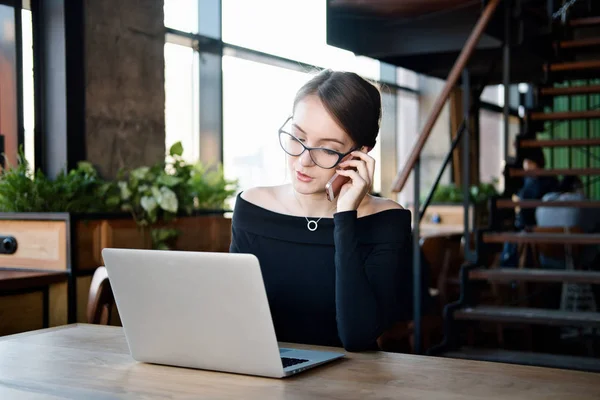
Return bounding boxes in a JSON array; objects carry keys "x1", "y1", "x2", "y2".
[{"x1": 229, "y1": 70, "x2": 412, "y2": 351}]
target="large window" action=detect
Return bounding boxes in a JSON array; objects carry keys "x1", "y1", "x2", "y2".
[
  {"x1": 0, "y1": 3, "x2": 34, "y2": 170},
  {"x1": 165, "y1": 1, "x2": 466, "y2": 208},
  {"x1": 164, "y1": 0, "x2": 199, "y2": 33},
  {"x1": 164, "y1": 42, "x2": 200, "y2": 163},
  {"x1": 479, "y1": 109, "x2": 503, "y2": 188},
  {"x1": 222, "y1": 56, "x2": 310, "y2": 192},
  {"x1": 222, "y1": 0, "x2": 380, "y2": 80},
  {"x1": 22, "y1": 7, "x2": 34, "y2": 170}
]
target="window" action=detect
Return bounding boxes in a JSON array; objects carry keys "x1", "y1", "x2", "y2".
[
  {"x1": 480, "y1": 85, "x2": 504, "y2": 106},
  {"x1": 222, "y1": 56, "x2": 310, "y2": 198},
  {"x1": 222, "y1": 0, "x2": 380, "y2": 80},
  {"x1": 165, "y1": 0, "x2": 415, "y2": 208},
  {"x1": 479, "y1": 109, "x2": 503, "y2": 189},
  {"x1": 164, "y1": 0, "x2": 199, "y2": 33},
  {"x1": 394, "y1": 67, "x2": 420, "y2": 205},
  {"x1": 0, "y1": 4, "x2": 34, "y2": 170},
  {"x1": 399, "y1": 75, "x2": 450, "y2": 207},
  {"x1": 396, "y1": 90, "x2": 420, "y2": 207},
  {"x1": 164, "y1": 42, "x2": 200, "y2": 163},
  {"x1": 22, "y1": 8, "x2": 34, "y2": 170}
]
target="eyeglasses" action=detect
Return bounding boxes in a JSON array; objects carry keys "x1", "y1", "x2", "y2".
[{"x1": 278, "y1": 117, "x2": 356, "y2": 169}]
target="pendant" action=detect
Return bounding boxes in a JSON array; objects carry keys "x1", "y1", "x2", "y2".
[{"x1": 307, "y1": 220, "x2": 318, "y2": 232}]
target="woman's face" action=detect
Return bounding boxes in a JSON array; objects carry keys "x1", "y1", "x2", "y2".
[
  {"x1": 287, "y1": 95, "x2": 354, "y2": 195},
  {"x1": 523, "y1": 159, "x2": 538, "y2": 171}
]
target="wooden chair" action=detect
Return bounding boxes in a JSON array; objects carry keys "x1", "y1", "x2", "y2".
[
  {"x1": 377, "y1": 233, "x2": 464, "y2": 354},
  {"x1": 420, "y1": 233, "x2": 463, "y2": 307},
  {"x1": 87, "y1": 266, "x2": 114, "y2": 325}
]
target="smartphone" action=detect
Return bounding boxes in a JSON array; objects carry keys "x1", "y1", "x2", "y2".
[
  {"x1": 325, "y1": 154, "x2": 356, "y2": 202},
  {"x1": 325, "y1": 172, "x2": 350, "y2": 202}
]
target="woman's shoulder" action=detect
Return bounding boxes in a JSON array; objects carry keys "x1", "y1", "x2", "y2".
[
  {"x1": 359, "y1": 195, "x2": 405, "y2": 217},
  {"x1": 240, "y1": 185, "x2": 276, "y2": 202},
  {"x1": 238, "y1": 185, "x2": 290, "y2": 214},
  {"x1": 355, "y1": 196, "x2": 411, "y2": 242}
]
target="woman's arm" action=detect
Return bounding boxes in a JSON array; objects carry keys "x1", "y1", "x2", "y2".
[{"x1": 333, "y1": 210, "x2": 410, "y2": 351}]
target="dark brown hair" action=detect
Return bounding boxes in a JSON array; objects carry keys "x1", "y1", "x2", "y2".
[
  {"x1": 293, "y1": 69, "x2": 381, "y2": 149},
  {"x1": 522, "y1": 147, "x2": 546, "y2": 168}
]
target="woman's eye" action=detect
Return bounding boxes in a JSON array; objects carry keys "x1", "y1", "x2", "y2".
[{"x1": 323, "y1": 149, "x2": 338, "y2": 156}]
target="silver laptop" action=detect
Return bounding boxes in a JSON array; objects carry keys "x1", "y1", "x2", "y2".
[{"x1": 101, "y1": 248, "x2": 344, "y2": 378}]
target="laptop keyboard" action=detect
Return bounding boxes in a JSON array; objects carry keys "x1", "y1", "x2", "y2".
[{"x1": 281, "y1": 357, "x2": 309, "y2": 368}]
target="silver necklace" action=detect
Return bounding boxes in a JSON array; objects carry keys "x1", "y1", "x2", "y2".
[{"x1": 292, "y1": 189, "x2": 335, "y2": 232}]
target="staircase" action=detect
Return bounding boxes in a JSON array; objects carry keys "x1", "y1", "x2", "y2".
[
  {"x1": 327, "y1": 0, "x2": 600, "y2": 371},
  {"x1": 433, "y1": 1, "x2": 600, "y2": 372}
]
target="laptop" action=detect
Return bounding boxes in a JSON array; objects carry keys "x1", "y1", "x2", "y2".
[{"x1": 101, "y1": 248, "x2": 345, "y2": 378}]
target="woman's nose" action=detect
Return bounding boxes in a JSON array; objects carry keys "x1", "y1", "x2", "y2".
[{"x1": 299, "y1": 150, "x2": 314, "y2": 167}]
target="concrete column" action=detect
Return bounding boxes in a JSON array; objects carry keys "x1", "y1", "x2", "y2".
[{"x1": 84, "y1": 0, "x2": 165, "y2": 178}]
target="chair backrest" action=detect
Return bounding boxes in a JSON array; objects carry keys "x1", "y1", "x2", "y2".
[
  {"x1": 420, "y1": 233, "x2": 463, "y2": 286},
  {"x1": 87, "y1": 266, "x2": 114, "y2": 325},
  {"x1": 531, "y1": 226, "x2": 583, "y2": 262}
]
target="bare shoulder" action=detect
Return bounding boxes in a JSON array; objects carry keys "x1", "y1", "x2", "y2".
[
  {"x1": 240, "y1": 186, "x2": 277, "y2": 205},
  {"x1": 240, "y1": 185, "x2": 289, "y2": 213},
  {"x1": 359, "y1": 195, "x2": 404, "y2": 217}
]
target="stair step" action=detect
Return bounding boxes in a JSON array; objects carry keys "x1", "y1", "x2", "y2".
[
  {"x1": 540, "y1": 85, "x2": 600, "y2": 96},
  {"x1": 559, "y1": 37, "x2": 600, "y2": 49},
  {"x1": 545, "y1": 60, "x2": 600, "y2": 72},
  {"x1": 482, "y1": 232, "x2": 600, "y2": 245},
  {"x1": 443, "y1": 347, "x2": 600, "y2": 372},
  {"x1": 570, "y1": 16, "x2": 600, "y2": 27},
  {"x1": 509, "y1": 167, "x2": 600, "y2": 177},
  {"x1": 530, "y1": 110, "x2": 600, "y2": 121},
  {"x1": 454, "y1": 306, "x2": 600, "y2": 327},
  {"x1": 495, "y1": 199, "x2": 600, "y2": 208},
  {"x1": 520, "y1": 138, "x2": 600, "y2": 147},
  {"x1": 469, "y1": 268, "x2": 600, "y2": 284}
]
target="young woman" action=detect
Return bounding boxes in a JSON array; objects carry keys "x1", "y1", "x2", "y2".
[{"x1": 229, "y1": 70, "x2": 412, "y2": 351}]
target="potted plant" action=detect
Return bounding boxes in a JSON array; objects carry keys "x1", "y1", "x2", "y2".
[
  {"x1": 0, "y1": 142, "x2": 238, "y2": 325},
  {"x1": 423, "y1": 180, "x2": 499, "y2": 229}
]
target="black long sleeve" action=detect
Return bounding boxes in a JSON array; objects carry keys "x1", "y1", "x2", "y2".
[
  {"x1": 334, "y1": 210, "x2": 409, "y2": 351},
  {"x1": 229, "y1": 194, "x2": 412, "y2": 351}
]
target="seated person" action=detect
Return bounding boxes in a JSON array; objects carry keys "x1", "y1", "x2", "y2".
[
  {"x1": 500, "y1": 148, "x2": 558, "y2": 267},
  {"x1": 229, "y1": 70, "x2": 421, "y2": 352},
  {"x1": 537, "y1": 176, "x2": 600, "y2": 271},
  {"x1": 513, "y1": 148, "x2": 558, "y2": 230}
]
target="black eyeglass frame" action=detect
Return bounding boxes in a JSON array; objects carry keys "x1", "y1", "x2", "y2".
[{"x1": 277, "y1": 116, "x2": 358, "y2": 169}]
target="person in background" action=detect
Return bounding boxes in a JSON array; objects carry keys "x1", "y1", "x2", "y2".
[
  {"x1": 513, "y1": 147, "x2": 559, "y2": 230},
  {"x1": 500, "y1": 148, "x2": 558, "y2": 267}
]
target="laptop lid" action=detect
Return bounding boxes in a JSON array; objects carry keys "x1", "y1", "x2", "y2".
[{"x1": 101, "y1": 248, "x2": 286, "y2": 378}]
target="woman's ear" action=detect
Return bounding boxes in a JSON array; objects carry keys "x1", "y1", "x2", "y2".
[{"x1": 362, "y1": 146, "x2": 373, "y2": 153}]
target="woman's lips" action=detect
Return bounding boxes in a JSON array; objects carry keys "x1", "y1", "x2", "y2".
[{"x1": 296, "y1": 171, "x2": 313, "y2": 182}]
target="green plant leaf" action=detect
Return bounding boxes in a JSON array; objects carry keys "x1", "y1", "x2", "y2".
[
  {"x1": 157, "y1": 187, "x2": 178, "y2": 213},
  {"x1": 131, "y1": 166, "x2": 150, "y2": 181},
  {"x1": 157, "y1": 174, "x2": 182, "y2": 188},
  {"x1": 140, "y1": 195, "x2": 157, "y2": 213},
  {"x1": 118, "y1": 181, "x2": 132, "y2": 200},
  {"x1": 169, "y1": 141, "x2": 184, "y2": 157},
  {"x1": 106, "y1": 195, "x2": 121, "y2": 208}
]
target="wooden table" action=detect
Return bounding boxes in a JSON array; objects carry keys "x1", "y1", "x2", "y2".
[{"x1": 0, "y1": 324, "x2": 598, "y2": 399}]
